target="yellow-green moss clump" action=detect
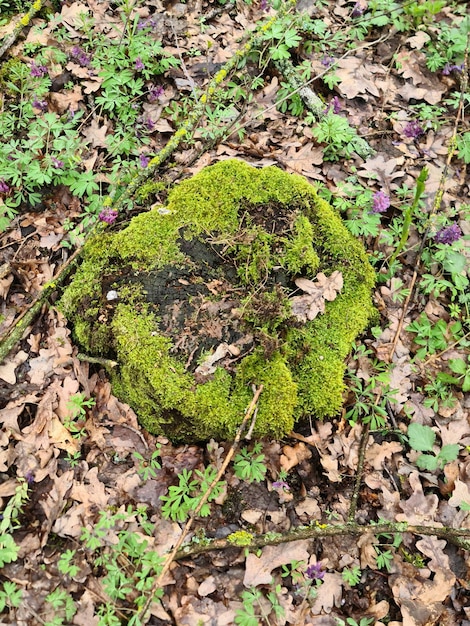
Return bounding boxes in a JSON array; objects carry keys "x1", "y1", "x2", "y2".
[{"x1": 59, "y1": 159, "x2": 376, "y2": 441}]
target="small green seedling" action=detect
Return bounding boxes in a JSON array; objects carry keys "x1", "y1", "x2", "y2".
[
  {"x1": 335, "y1": 619, "x2": 374, "y2": 626},
  {"x1": 233, "y1": 443, "x2": 267, "y2": 483},
  {"x1": 133, "y1": 446, "x2": 162, "y2": 480},
  {"x1": 160, "y1": 466, "x2": 225, "y2": 522},
  {"x1": 447, "y1": 356, "x2": 470, "y2": 392},
  {"x1": 342, "y1": 565, "x2": 362, "y2": 587},
  {"x1": 407, "y1": 422, "x2": 459, "y2": 471}
]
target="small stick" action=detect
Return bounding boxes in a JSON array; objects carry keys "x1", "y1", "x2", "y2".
[{"x1": 136, "y1": 385, "x2": 264, "y2": 623}]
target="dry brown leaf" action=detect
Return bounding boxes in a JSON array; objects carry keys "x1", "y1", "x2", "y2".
[
  {"x1": 396, "y1": 472, "x2": 440, "y2": 525},
  {"x1": 334, "y1": 56, "x2": 384, "y2": 99},
  {"x1": 280, "y1": 442, "x2": 312, "y2": 472},
  {"x1": 243, "y1": 540, "x2": 310, "y2": 586},
  {"x1": 291, "y1": 272, "x2": 343, "y2": 322},
  {"x1": 448, "y1": 479, "x2": 470, "y2": 509},
  {"x1": 0, "y1": 350, "x2": 28, "y2": 384},
  {"x1": 310, "y1": 572, "x2": 343, "y2": 614},
  {"x1": 82, "y1": 119, "x2": 109, "y2": 147},
  {"x1": 49, "y1": 86, "x2": 83, "y2": 113},
  {"x1": 365, "y1": 441, "x2": 403, "y2": 470}
]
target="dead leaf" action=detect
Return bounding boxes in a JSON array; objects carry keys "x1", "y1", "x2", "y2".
[
  {"x1": 280, "y1": 442, "x2": 312, "y2": 472},
  {"x1": 243, "y1": 540, "x2": 310, "y2": 586},
  {"x1": 291, "y1": 272, "x2": 343, "y2": 322},
  {"x1": 82, "y1": 119, "x2": 109, "y2": 147},
  {"x1": 0, "y1": 350, "x2": 28, "y2": 384},
  {"x1": 310, "y1": 572, "x2": 343, "y2": 613}
]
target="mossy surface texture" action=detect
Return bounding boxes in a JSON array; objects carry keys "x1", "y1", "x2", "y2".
[{"x1": 60, "y1": 160, "x2": 376, "y2": 441}]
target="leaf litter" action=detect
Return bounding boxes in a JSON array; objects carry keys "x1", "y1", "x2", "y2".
[{"x1": 0, "y1": 0, "x2": 469, "y2": 624}]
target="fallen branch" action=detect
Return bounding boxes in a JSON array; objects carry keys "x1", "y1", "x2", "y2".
[
  {"x1": 136, "y1": 385, "x2": 264, "y2": 624},
  {"x1": 0, "y1": 0, "x2": 44, "y2": 58},
  {"x1": 174, "y1": 520, "x2": 470, "y2": 561}
]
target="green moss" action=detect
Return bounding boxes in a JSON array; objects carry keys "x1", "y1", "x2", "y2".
[{"x1": 59, "y1": 159, "x2": 376, "y2": 441}]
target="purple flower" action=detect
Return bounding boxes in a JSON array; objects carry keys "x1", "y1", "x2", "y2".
[
  {"x1": 52, "y1": 157, "x2": 64, "y2": 169},
  {"x1": 30, "y1": 62, "x2": 48, "y2": 77},
  {"x1": 434, "y1": 223, "x2": 462, "y2": 245},
  {"x1": 306, "y1": 562, "x2": 325, "y2": 581},
  {"x1": 32, "y1": 98, "x2": 48, "y2": 111},
  {"x1": 260, "y1": 0, "x2": 269, "y2": 10},
  {"x1": 403, "y1": 120, "x2": 424, "y2": 140},
  {"x1": 135, "y1": 58, "x2": 145, "y2": 71},
  {"x1": 149, "y1": 85, "x2": 164, "y2": 102},
  {"x1": 331, "y1": 96, "x2": 341, "y2": 113},
  {"x1": 0, "y1": 179, "x2": 10, "y2": 194},
  {"x1": 140, "y1": 154, "x2": 150, "y2": 168},
  {"x1": 371, "y1": 190, "x2": 390, "y2": 214},
  {"x1": 25, "y1": 471, "x2": 35, "y2": 485},
  {"x1": 71, "y1": 46, "x2": 91, "y2": 67},
  {"x1": 321, "y1": 55, "x2": 335, "y2": 68},
  {"x1": 99, "y1": 208, "x2": 118, "y2": 224},
  {"x1": 351, "y1": 1, "x2": 366, "y2": 17},
  {"x1": 272, "y1": 480, "x2": 290, "y2": 491},
  {"x1": 442, "y1": 62, "x2": 464, "y2": 75}
]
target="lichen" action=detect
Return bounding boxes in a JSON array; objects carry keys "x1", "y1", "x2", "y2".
[{"x1": 59, "y1": 159, "x2": 376, "y2": 441}]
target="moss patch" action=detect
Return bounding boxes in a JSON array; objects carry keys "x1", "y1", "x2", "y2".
[{"x1": 59, "y1": 159, "x2": 376, "y2": 441}]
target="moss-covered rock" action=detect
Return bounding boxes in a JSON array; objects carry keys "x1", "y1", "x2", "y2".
[{"x1": 59, "y1": 159, "x2": 376, "y2": 440}]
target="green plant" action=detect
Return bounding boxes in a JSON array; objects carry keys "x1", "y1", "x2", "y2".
[
  {"x1": 235, "y1": 585, "x2": 285, "y2": 626},
  {"x1": 335, "y1": 618, "x2": 374, "y2": 626},
  {"x1": 447, "y1": 356, "x2": 470, "y2": 392},
  {"x1": 345, "y1": 361, "x2": 397, "y2": 430},
  {"x1": 406, "y1": 314, "x2": 464, "y2": 360},
  {"x1": 0, "y1": 478, "x2": 29, "y2": 568},
  {"x1": 133, "y1": 446, "x2": 162, "y2": 480},
  {"x1": 422, "y1": 376, "x2": 457, "y2": 412},
  {"x1": 0, "y1": 580, "x2": 22, "y2": 613},
  {"x1": 233, "y1": 443, "x2": 267, "y2": 483},
  {"x1": 64, "y1": 451, "x2": 82, "y2": 467},
  {"x1": 63, "y1": 393, "x2": 95, "y2": 438},
  {"x1": 44, "y1": 588, "x2": 77, "y2": 626},
  {"x1": 341, "y1": 565, "x2": 362, "y2": 587},
  {"x1": 311, "y1": 111, "x2": 362, "y2": 161},
  {"x1": 160, "y1": 466, "x2": 226, "y2": 522},
  {"x1": 407, "y1": 422, "x2": 460, "y2": 471},
  {"x1": 58, "y1": 549, "x2": 80, "y2": 578}
]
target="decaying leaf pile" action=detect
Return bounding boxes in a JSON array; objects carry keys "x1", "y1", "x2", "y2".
[{"x1": 0, "y1": 0, "x2": 469, "y2": 624}]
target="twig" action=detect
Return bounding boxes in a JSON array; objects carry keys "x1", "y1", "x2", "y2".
[
  {"x1": 172, "y1": 520, "x2": 470, "y2": 561},
  {"x1": 348, "y1": 423, "x2": 370, "y2": 522},
  {"x1": 0, "y1": 247, "x2": 82, "y2": 365},
  {"x1": 136, "y1": 385, "x2": 264, "y2": 624}
]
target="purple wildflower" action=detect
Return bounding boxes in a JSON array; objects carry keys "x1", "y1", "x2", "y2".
[
  {"x1": 52, "y1": 157, "x2": 64, "y2": 169},
  {"x1": 135, "y1": 58, "x2": 145, "y2": 71},
  {"x1": 321, "y1": 55, "x2": 335, "y2": 68},
  {"x1": 403, "y1": 120, "x2": 424, "y2": 140},
  {"x1": 30, "y1": 62, "x2": 48, "y2": 78},
  {"x1": 32, "y1": 98, "x2": 48, "y2": 111},
  {"x1": 140, "y1": 154, "x2": 150, "y2": 168},
  {"x1": 331, "y1": 96, "x2": 341, "y2": 113},
  {"x1": 99, "y1": 208, "x2": 118, "y2": 224},
  {"x1": 351, "y1": 1, "x2": 366, "y2": 17},
  {"x1": 434, "y1": 223, "x2": 462, "y2": 245},
  {"x1": 371, "y1": 190, "x2": 391, "y2": 214},
  {"x1": 71, "y1": 46, "x2": 91, "y2": 67},
  {"x1": 442, "y1": 62, "x2": 464, "y2": 75},
  {"x1": 306, "y1": 562, "x2": 325, "y2": 581},
  {"x1": 25, "y1": 471, "x2": 35, "y2": 485},
  {"x1": 149, "y1": 85, "x2": 164, "y2": 102},
  {"x1": 272, "y1": 480, "x2": 290, "y2": 491},
  {"x1": 0, "y1": 180, "x2": 10, "y2": 194},
  {"x1": 260, "y1": 0, "x2": 269, "y2": 10}
]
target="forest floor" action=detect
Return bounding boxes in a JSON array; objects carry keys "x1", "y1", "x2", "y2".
[{"x1": 0, "y1": 0, "x2": 470, "y2": 625}]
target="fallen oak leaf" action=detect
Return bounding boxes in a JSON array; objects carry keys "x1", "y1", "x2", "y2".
[{"x1": 291, "y1": 271, "x2": 343, "y2": 322}]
